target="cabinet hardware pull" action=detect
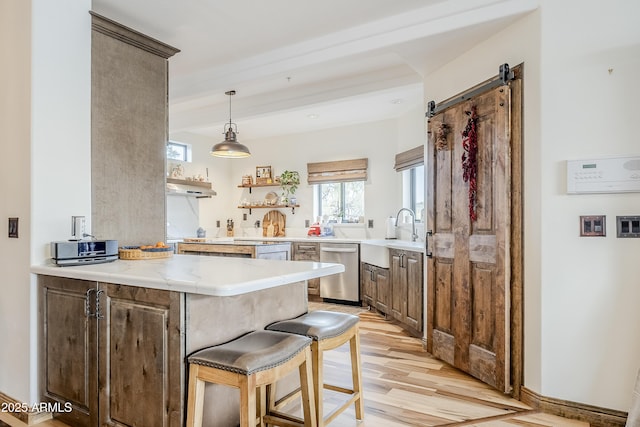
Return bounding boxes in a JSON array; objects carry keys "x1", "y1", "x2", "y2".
[
  {"x1": 85, "y1": 289, "x2": 95, "y2": 318},
  {"x1": 95, "y1": 289, "x2": 105, "y2": 319},
  {"x1": 426, "y1": 230, "x2": 433, "y2": 258},
  {"x1": 84, "y1": 288, "x2": 104, "y2": 319}
]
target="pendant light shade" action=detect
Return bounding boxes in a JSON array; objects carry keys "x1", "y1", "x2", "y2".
[{"x1": 211, "y1": 90, "x2": 251, "y2": 158}]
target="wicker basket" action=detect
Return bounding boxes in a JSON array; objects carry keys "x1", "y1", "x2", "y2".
[{"x1": 119, "y1": 246, "x2": 173, "y2": 260}]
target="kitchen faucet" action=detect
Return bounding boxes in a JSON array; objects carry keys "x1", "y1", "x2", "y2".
[{"x1": 395, "y1": 208, "x2": 418, "y2": 242}]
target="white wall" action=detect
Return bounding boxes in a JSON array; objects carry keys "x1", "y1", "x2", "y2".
[
  {"x1": 423, "y1": 6, "x2": 544, "y2": 393},
  {"x1": 167, "y1": 133, "x2": 234, "y2": 238},
  {"x1": 424, "y1": 1, "x2": 640, "y2": 412},
  {"x1": 0, "y1": 0, "x2": 92, "y2": 403},
  {"x1": 171, "y1": 110, "x2": 425, "y2": 240},
  {"x1": 0, "y1": 0, "x2": 33, "y2": 403},
  {"x1": 537, "y1": 0, "x2": 640, "y2": 411}
]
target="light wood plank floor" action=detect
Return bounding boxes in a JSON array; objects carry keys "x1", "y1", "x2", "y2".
[{"x1": 1, "y1": 308, "x2": 587, "y2": 427}]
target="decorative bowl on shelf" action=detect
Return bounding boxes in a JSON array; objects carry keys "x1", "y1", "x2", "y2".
[{"x1": 265, "y1": 191, "x2": 278, "y2": 205}]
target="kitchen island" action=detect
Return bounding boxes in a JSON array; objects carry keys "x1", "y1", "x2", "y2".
[{"x1": 32, "y1": 255, "x2": 343, "y2": 427}]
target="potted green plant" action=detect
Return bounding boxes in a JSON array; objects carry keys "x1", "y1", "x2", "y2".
[{"x1": 279, "y1": 170, "x2": 300, "y2": 205}]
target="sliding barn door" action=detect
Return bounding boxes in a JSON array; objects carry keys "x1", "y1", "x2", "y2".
[{"x1": 426, "y1": 84, "x2": 512, "y2": 393}]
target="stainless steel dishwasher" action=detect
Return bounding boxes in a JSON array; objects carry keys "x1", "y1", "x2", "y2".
[{"x1": 319, "y1": 242, "x2": 360, "y2": 302}]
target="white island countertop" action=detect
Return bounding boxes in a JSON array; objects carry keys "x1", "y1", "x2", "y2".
[{"x1": 31, "y1": 254, "x2": 344, "y2": 297}]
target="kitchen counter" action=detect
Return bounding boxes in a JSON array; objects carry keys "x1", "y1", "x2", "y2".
[
  {"x1": 35, "y1": 254, "x2": 344, "y2": 426},
  {"x1": 172, "y1": 236, "x2": 371, "y2": 244},
  {"x1": 31, "y1": 253, "x2": 344, "y2": 296}
]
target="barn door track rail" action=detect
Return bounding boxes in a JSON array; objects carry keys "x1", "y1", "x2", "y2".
[{"x1": 426, "y1": 63, "x2": 515, "y2": 118}]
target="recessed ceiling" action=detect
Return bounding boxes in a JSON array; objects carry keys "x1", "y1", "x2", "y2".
[{"x1": 91, "y1": 0, "x2": 537, "y2": 140}]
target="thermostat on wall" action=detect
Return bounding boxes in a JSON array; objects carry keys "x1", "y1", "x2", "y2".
[{"x1": 566, "y1": 156, "x2": 640, "y2": 194}]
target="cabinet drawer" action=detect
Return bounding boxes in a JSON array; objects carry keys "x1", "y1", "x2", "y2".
[
  {"x1": 293, "y1": 243, "x2": 320, "y2": 296},
  {"x1": 293, "y1": 243, "x2": 319, "y2": 259}
]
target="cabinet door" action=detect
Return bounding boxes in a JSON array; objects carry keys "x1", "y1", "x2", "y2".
[
  {"x1": 374, "y1": 267, "x2": 390, "y2": 314},
  {"x1": 405, "y1": 251, "x2": 424, "y2": 332},
  {"x1": 390, "y1": 249, "x2": 407, "y2": 322},
  {"x1": 293, "y1": 243, "x2": 320, "y2": 295},
  {"x1": 98, "y1": 283, "x2": 183, "y2": 427},
  {"x1": 39, "y1": 276, "x2": 97, "y2": 427},
  {"x1": 360, "y1": 263, "x2": 376, "y2": 307}
]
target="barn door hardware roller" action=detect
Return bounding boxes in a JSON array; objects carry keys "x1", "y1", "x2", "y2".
[{"x1": 426, "y1": 63, "x2": 515, "y2": 118}]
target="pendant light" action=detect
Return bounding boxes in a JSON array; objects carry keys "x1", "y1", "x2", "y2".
[{"x1": 211, "y1": 90, "x2": 251, "y2": 158}]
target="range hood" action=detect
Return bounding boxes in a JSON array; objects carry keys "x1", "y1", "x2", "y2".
[{"x1": 166, "y1": 178, "x2": 217, "y2": 198}]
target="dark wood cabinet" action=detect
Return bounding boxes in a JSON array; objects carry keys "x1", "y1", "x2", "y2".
[
  {"x1": 39, "y1": 275, "x2": 183, "y2": 427},
  {"x1": 390, "y1": 249, "x2": 424, "y2": 334},
  {"x1": 292, "y1": 242, "x2": 320, "y2": 295},
  {"x1": 361, "y1": 263, "x2": 376, "y2": 307},
  {"x1": 375, "y1": 266, "x2": 391, "y2": 314},
  {"x1": 361, "y1": 262, "x2": 390, "y2": 313},
  {"x1": 40, "y1": 276, "x2": 95, "y2": 426}
]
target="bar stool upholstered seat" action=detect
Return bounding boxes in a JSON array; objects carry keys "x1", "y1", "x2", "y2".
[
  {"x1": 266, "y1": 311, "x2": 364, "y2": 427},
  {"x1": 186, "y1": 330, "x2": 317, "y2": 427}
]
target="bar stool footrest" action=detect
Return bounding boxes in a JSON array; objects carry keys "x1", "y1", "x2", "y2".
[
  {"x1": 324, "y1": 392, "x2": 362, "y2": 425},
  {"x1": 263, "y1": 413, "x2": 306, "y2": 427}
]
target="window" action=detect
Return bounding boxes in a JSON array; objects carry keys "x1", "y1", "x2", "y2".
[
  {"x1": 395, "y1": 145, "x2": 424, "y2": 222},
  {"x1": 166, "y1": 141, "x2": 192, "y2": 162},
  {"x1": 307, "y1": 158, "x2": 368, "y2": 224},
  {"x1": 402, "y1": 165, "x2": 425, "y2": 222},
  {"x1": 315, "y1": 181, "x2": 365, "y2": 223}
]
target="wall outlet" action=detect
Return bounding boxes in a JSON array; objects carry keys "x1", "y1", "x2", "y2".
[
  {"x1": 71, "y1": 216, "x2": 86, "y2": 240},
  {"x1": 617, "y1": 216, "x2": 640, "y2": 238},
  {"x1": 368, "y1": 219, "x2": 374, "y2": 228},
  {"x1": 216, "y1": 220, "x2": 221, "y2": 228},
  {"x1": 304, "y1": 219, "x2": 310, "y2": 228}
]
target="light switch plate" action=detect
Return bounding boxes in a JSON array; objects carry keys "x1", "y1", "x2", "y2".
[
  {"x1": 616, "y1": 216, "x2": 640, "y2": 238},
  {"x1": 580, "y1": 215, "x2": 606, "y2": 236},
  {"x1": 8, "y1": 217, "x2": 18, "y2": 238}
]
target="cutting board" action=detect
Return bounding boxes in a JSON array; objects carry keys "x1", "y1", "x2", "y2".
[{"x1": 263, "y1": 210, "x2": 286, "y2": 237}]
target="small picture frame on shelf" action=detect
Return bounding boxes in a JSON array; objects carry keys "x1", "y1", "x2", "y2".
[{"x1": 256, "y1": 165, "x2": 272, "y2": 184}]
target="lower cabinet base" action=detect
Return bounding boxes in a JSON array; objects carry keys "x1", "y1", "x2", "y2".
[
  {"x1": 364, "y1": 305, "x2": 423, "y2": 339},
  {"x1": 39, "y1": 275, "x2": 308, "y2": 427}
]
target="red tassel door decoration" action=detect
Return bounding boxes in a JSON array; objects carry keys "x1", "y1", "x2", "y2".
[{"x1": 461, "y1": 106, "x2": 478, "y2": 221}]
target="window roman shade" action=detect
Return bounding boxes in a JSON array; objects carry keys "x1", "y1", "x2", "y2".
[
  {"x1": 394, "y1": 145, "x2": 424, "y2": 171},
  {"x1": 307, "y1": 158, "x2": 368, "y2": 184}
]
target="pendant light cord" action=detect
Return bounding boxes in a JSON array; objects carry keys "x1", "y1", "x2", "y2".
[
  {"x1": 225, "y1": 89, "x2": 236, "y2": 130},
  {"x1": 229, "y1": 91, "x2": 232, "y2": 128}
]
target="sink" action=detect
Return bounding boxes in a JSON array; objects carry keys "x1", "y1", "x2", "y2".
[
  {"x1": 386, "y1": 240, "x2": 425, "y2": 253},
  {"x1": 360, "y1": 239, "x2": 425, "y2": 268},
  {"x1": 360, "y1": 240, "x2": 390, "y2": 268}
]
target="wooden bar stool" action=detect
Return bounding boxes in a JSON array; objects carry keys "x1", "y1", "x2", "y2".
[
  {"x1": 266, "y1": 311, "x2": 364, "y2": 426},
  {"x1": 186, "y1": 330, "x2": 317, "y2": 427}
]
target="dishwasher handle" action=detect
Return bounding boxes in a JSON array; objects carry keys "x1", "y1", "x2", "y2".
[{"x1": 320, "y1": 247, "x2": 358, "y2": 253}]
